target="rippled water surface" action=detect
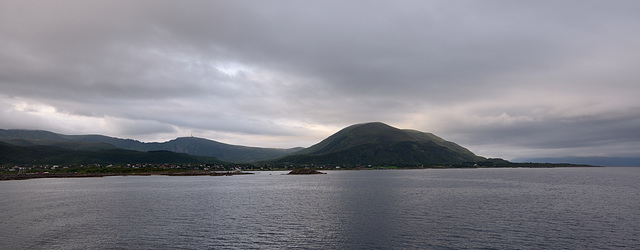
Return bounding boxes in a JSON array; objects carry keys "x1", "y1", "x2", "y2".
[{"x1": 2, "y1": 167, "x2": 639, "y2": 249}]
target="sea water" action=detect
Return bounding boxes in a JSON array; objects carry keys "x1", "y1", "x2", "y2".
[{"x1": 1, "y1": 167, "x2": 639, "y2": 249}]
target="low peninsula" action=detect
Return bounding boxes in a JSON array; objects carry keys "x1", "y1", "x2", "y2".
[{"x1": 0, "y1": 170, "x2": 252, "y2": 181}]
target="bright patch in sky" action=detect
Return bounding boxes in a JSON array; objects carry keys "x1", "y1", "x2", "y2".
[
  {"x1": 14, "y1": 101, "x2": 57, "y2": 114},
  {"x1": 213, "y1": 62, "x2": 250, "y2": 77}
]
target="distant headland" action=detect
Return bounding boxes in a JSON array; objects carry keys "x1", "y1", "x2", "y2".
[{"x1": 1, "y1": 122, "x2": 600, "y2": 181}]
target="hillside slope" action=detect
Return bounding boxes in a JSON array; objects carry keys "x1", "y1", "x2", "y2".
[
  {"x1": 275, "y1": 122, "x2": 484, "y2": 165},
  {"x1": 0, "y1": 129, "x2": 300, "y2": 163},
  {"x1": 0, "y1": 141, "x2": 225, "y2": 165}
]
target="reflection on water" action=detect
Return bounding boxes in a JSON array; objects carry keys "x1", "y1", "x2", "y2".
[{"x1": 1, "y1": 168, "x2": 639, "y2": 249}]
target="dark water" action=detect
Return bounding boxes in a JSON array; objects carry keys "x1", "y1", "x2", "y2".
[{"x1": 1, "y1": 168, "x2": 639, "y2": 249}]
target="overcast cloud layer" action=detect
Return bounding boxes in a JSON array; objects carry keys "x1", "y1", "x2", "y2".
[{"x1": 1, "y1": 0, "x2": 639, "y2": 159}]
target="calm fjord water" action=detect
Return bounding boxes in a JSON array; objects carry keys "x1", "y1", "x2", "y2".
[{"x1": 1, "y1": 168, "x2": 639, "y2": 249}]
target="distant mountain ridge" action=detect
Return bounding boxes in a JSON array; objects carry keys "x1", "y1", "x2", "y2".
[
  {"x1": 3, "y1": 124, "x2": 625, "y2": 167},
  {"x1": 0, "y1": 129, "x2": 300, "y2": 163},
  {"x1": 143, "y1": 137, "x2": 302, "y2": 163},
  {"x1": 514, "y1": 157, "x2": 640, "y2": 167},
  {"x1": 0, "y1": 141, "x2": 225, "y2": 165},
  {"x1": 273, "y1": 122, "x2": 484, "y2": 166},
  {"x1": 1, "y1": 123, "x2": 483, "y2": 166}
]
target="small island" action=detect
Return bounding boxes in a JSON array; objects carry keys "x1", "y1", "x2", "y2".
[{"x1": 288, "y1": 168, "x2": 327, "y2": 175}]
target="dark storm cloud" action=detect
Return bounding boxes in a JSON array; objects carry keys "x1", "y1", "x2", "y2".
[{"x1": 1, "y1": 0, "x2": 640, "y2": 157}]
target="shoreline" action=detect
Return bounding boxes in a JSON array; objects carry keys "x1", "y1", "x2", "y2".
[
  {"x1": 1, "y1": 165, "x2": 605, "y2": 181},
  {"x1": 0, "y1": 171, "x2": 253, "y2": 181}
]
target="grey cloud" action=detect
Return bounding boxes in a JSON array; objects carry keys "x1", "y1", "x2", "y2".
[
  {"x1": 1, "y1": 0, "x2": 639, "y2": 158},
  {"x1": 446, "y1": 109, "x2": 640, "y2": 155}
]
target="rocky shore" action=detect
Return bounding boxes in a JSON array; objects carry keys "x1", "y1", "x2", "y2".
[{"x1": 287, "y1": 168, "x2": 327, "y2": 175}]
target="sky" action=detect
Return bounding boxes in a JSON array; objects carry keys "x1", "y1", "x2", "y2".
[{"x1": 1, "y1": 0, "x2": 639, "y2": 160}]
